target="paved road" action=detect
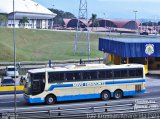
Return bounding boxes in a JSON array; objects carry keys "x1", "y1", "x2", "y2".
[{"x1": 0, "y1": 75, "x2": 159, "y2": 113}]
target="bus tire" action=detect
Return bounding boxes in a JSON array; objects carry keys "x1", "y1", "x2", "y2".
[
  {"x1": 101, "y1": 90, "x2": 111, "y2": 101},
  {"x1": 45, "y1": 94, "x2": 56, "y2": 105},
  {"x1": 114, "y1": 90, "x2": 123, "y2": 99}
]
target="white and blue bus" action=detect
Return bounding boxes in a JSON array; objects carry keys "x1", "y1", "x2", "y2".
[{"x1": 24, "y1": 64, "x2": 145, "y2": 105}]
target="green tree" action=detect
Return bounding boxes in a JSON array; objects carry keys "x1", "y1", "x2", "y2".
[
  {"x1": 19, "y1": 16, "x2": 29, "y2": 28},
  {"x1": 0, "y1": 15, "x2": 7, "y2": 26},
  {"x1": 49, "y1": 8, "x2": 76, "y2": 26},
  {"x1": 88, "y1": 13, "x2": 98, "y2": 30}
]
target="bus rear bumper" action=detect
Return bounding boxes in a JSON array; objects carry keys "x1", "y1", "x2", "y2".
[
  {"x1": 123, "y1": 89, "x2": 145, "y2": 96},
  {"x1": 24, "y1": 94, "x2": 45, "y2": 104}
]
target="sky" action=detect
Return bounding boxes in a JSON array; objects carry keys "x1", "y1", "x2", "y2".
[{"x1": 34, "y1": 0, "x2": 160, "y2": 20}]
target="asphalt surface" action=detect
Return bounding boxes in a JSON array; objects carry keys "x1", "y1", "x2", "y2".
[{"x1": 0, "y1": 74, "x2": 159, "y2": 112}]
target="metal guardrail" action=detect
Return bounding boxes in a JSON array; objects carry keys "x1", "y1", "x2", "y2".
[
  {"x1": 0, "y1": 58, "x2": 103, "y2": 76},
  {"x1": 1, "y1": 99, "x2": 160, "y2": 119},
  {"x1": 0, "y1": 58, "x2": 103, "y2": 66}
]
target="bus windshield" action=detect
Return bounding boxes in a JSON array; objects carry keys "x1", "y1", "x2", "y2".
[{"x1": 24, "y1": 72, "x2": 45, "y2": 95}]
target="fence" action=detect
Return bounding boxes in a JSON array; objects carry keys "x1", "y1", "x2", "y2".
[
  {"x1": 0, "y1": 58, "x2": 103, "y2": 76},
  {"x1": 0, "y1": 58, "x2": 103, "y2": 66},
  {"x1": 1, "y1": 99, "x2": 160, "y2": 119}
]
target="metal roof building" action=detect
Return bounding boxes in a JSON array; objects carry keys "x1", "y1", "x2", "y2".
[
  {"x1": 0, "y1": 0, "x2": 56, "y2": 29},
  {"x1": 99, "y1": 37, "x2": 160, "y2": 57},
  {"x1": 63, "y1": 18, "x2": 139, "y2": 30},
  {"x1": 99, "y1": 37, "x2": 160, "y2": 73}
]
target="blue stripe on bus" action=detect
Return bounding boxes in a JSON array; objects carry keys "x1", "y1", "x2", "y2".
[
  {"x1": 24, "y1": 89, "x2": 145, "y2": 103},
  {"x1": 113, "y1": 79, "x2": 145, "y2": 84},
  {"x1": 57, "y1": 90, "x2": 145, "y2": 101},
  {"x1": 48, "y1": 79, "x2": 145, "y2": 91},
  {"x1": 123, "y1": 89, "x2": 145, "y2": 96},
  {"x1": 57, "y1": 93, "x2": 101, "y2": 101},
  {"x1": 24, "y1": 96, "x2": 45, "y2": 103},
  {"x1": 48, "y1": 84, "x2": 73, "y2": 91}
]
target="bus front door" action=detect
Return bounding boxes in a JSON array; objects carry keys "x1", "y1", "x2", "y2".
[{"x1": 32, "y1": 80, "x2": 42, "y2": 95}]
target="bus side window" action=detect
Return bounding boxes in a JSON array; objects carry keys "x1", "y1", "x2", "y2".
[
  {"x1": 48, "y1": 72, "x2": 60, "y2": 83},
  {"x1": 121, "y1": 70, "x2": 128, "y2": 78},
  {"x1": 136, "y1": 69, "x2": 143, "y2": 77},
  {"x1": 129, "y1": 69, "x2": 136, "y2": 78},
  {"x1": 114, "y1": 70, "x2": 121, "y2": 78},
  {"x1": 98, "y1": 70, "x2": 105, "y2": 79},
  {"x1": 90, "y1": 71, "x2": 98, "y2": 80},
  {"x1": 48, "y1": 73, "x2": 53, "y2": 83},
  {"x1": 82, "y1": 71, "x2": 90, "y2": 80},
  {"x1": 106, "y1": 70, "x2": 113, "y2": 79},
  {"x1": 59, "y1": 73, "x2": 65, "y2": 81},
  {"x1": 73, "y1": 72, "x2": 81, "y2": 81},
  {"x1": 65, "y1": 72, "x2": 74, "y2": 81}
]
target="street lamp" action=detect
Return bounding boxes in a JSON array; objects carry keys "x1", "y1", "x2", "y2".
[
  {"x1": 52, "y1": 4, "x2": 54, "y2": 29},
  {"x1": 103, "y1": 12, "x2": 107, "y2": 35},
  {"x1": 103, "y1": 13, "x2": 106, "y2": 29},
  {"x1": 133, "y1": 10, "x2": 138, "y2": 34},
  {"x1": 13, "y1": 0, "x2": 17, "y2": 118}
]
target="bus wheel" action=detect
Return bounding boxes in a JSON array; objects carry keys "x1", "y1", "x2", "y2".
[
  {"x1": 45, "y1": 95, "x2": 56, "y2": 105},
  {"x1": 101, "y1": 91, "x2": 111, "y2": 101},
  {"x1": 114, "y1": 90, "x2": 123, "y2": 99}
]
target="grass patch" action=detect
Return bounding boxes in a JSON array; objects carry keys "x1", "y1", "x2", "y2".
[
  {"x1": 0, "y1": 28, "x2": 105, "y2": 61},
  {"x1": 0, "y1": 28, "x2": 144, "y2": 61}
]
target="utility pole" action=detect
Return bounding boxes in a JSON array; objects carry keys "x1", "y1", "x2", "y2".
[
  {"x1": 103, "y1": 13, "x2": 107, "y2": 33},
  {"x1": 133, "y1": 10, "x2": 138, "y2": 34},
  {"x1": 74, "y1": 0, "x2": 90, "y2": 61},
  {"x1": 13, "y1": 0, "x2": 17, "y2": 118},
  {"x1": 52, "y1": 1, "x2": 54, "y2": 29}
]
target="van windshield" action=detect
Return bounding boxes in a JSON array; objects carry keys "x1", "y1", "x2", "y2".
[
  {"x1": 8, "y1": 68, "x2": 17, "y2": 71},
  {"x1": 2, "y1": 79, "x2": 14, "y2": 83}
]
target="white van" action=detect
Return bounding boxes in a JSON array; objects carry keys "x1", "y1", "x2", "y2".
[{"x1": 5, "y1": 66, "x2": 19, "y2": 78}]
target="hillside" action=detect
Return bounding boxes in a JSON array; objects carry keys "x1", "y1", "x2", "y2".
[{"x1": 0, "y1": 28, "x2": 104, "y2": 61}]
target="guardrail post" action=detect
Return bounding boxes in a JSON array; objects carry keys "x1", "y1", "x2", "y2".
[
  {"x1": 6, "y1": 112, "x2": 10, "y2": 119},
  {"x1": 133, "y1": 103, "x2": 135, "y2": 111},
  {"x1": 48, "y1": 110, "x2": 51, "y2": 118},
  {"x1": 80, "y1": 59, "x2": 82, "y2": 64},
  {"x1": 58, "y1": 107, "x2": 61, "y2": 116},
  {"x1": 91, "y1": 107, "x2": 95, "y2": 113},
  {"x1": 105, "y1": 104, "x2": 107, "y2": 112},
  {"x1": 48, "y1": 60, "x2": 52, "y2": 68}
]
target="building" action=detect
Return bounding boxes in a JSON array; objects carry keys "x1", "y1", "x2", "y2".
[
  {"x1": 0, "y1": 0, "x2": 56, "y2": 29},
  {"x1": 63, "y1": 18, "x2": 139, "y2": 32},
  {"x1": 99, "y1": 37, "x2": 160, "y2": 74}
]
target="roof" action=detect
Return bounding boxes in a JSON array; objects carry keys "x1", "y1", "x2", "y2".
[
  {"x1": 8, "y1": 12, "x2": 55, "y2": 19},
  {"x1": 6, "y1": 66, "x2": 15, "y2": 68},
  {"x1": 63, "y1": 18, "x2": 89, "y2": 27},
  {"x1": 3, "y1": 76, "x2": 13, "y2": 80},
  {"x1": 64, "y1": 18, "x2": 140, "y2": 29},
  {"x1": 99, "y1": 37, "x2": 160, "y2": 57},
  {"x1": 0, "y1": 0, "x2": 56, "y2": 18},
  {"x1": 28, "y1": 63, "x2": 144, "y2": 73},
  {"x1": 106, "y1": 37, "x2": 160, "y2": 43}
]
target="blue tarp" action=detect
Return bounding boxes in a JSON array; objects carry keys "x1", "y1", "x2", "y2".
[{"x1": 99, "y1": 37, "x2": 160, "y2": 57}]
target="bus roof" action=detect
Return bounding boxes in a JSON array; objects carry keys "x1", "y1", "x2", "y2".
[{"x1": 28, "y1": 63, "x2": 144, "y2": 74}]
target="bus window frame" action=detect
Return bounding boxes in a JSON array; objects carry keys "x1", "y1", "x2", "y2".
[{"x1": 47, "y1": 68, "x2": 144, "y2": 84}]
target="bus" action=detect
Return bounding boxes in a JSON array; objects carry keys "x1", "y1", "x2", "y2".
[{"x1": 24, "y1": 63, "x2": 145, "y2": 105}]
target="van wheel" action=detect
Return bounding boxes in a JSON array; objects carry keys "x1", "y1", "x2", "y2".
[
  {"x1": 114, "y1": 90, "x2": 123, "y2": 99},
  {"x1": 101, "y1": 91, "x2": 111, "y2": 101},
  {"x1": 45, "y1": 95, "x2": 56, "y2": 105}
]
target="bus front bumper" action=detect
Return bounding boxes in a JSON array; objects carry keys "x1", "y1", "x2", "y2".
[{"x1": 23, "y1": 94, "x2": 45, "y2": 104}]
